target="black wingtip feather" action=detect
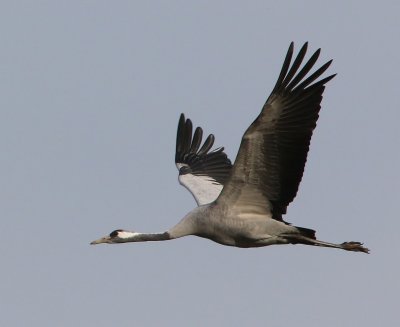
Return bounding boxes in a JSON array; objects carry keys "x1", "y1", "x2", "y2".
[
  {"x1": 293, "y1": 59, "x2": 333, "y2": 91},
  {"x1": 285, "y1": 47, "x2": 321, "y2": 91},
  {"x1": 190, "y1": 127, "x2": 203, "y2": 153},
  {"x1": 175, "y1": 114, "x2": 232, "y2": 185},
  {"x1": 272, "y1": 42, "x2": 295, "y2": 94},
  {"x1": 281, "y1": 43, "x2": 308, "y2": 89},
  {"x1": 198, "y1": 134, "x2": 215, "y2": 156}
]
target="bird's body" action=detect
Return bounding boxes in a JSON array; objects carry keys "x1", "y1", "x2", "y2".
[
  {"x1": 91, "y1": 42, "x2": 369, "y2": 253},
  {"x1": 176, "y1": 204, "x2": 301, "y2": 248}
]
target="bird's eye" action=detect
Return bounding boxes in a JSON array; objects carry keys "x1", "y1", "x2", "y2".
[
  {"x1": 109, "y1": 230, "x2": 120, "y2": 237},
  {"x1": 179, "y1": 166, "x2": 192, "y2": 175}
]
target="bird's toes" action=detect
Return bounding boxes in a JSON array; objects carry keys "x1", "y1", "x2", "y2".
[{"x1": 341, "y1": 241, "x2": 369, "y2": 254}]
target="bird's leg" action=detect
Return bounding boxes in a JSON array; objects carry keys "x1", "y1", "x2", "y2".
[{"x1": 299, "y1": 237, "x2": 369, "y2": 253}]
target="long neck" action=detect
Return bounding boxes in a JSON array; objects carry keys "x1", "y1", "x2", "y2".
[
  {"x1": 118, "y1": 211, "x2": 200, "y2": 243},
  {"x1": 133, "y1": 232, "x2": 171, "y2": 242},
  {"x1": 118, "y1": 231, "x2": 171, "y2": 243}
]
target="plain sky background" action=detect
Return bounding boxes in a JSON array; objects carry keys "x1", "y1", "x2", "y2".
[{"x1": 1, "y1": 1, "x2": 399, "y2": 326}]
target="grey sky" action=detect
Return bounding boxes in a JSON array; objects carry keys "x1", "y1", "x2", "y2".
[{"x1": 1, "y1": 1, "x2": 399, "y2": 326}]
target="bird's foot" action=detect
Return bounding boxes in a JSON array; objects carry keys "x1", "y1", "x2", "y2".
[{"x1": 341, "y1": 242, "x2": 369, "y2": 253}]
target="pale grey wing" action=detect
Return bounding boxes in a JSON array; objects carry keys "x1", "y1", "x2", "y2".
[
  {"x1": 175, "y1": 114, "x2": 232, "y2": 206},
  {"x1": 218, "y1": 42, "x2": 335, "y2": 220}
]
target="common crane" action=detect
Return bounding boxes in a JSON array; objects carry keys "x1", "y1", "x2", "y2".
[{"x1": 91, "y1": 42, "x2": 368, "y2": 253}]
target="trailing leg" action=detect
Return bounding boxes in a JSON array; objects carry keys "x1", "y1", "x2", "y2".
[{"x1": 287, "y1": 234, "x2": 369, "y2": 253}]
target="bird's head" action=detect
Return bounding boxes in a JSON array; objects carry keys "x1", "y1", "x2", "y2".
[{"x1": 90, "y1": 229, "x2": 138, "y2": 245}]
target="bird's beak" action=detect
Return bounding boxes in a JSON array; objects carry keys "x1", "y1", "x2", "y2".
[{"x1": 90, "y1": 236, "x2": 111, "y2": 245}]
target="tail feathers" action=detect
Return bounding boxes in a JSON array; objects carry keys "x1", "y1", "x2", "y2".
[{"x1": 296, "y1": 226, "x2": 316, "y2": 240}]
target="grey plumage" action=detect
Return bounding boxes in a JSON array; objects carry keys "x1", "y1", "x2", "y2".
[{"x1": 91, "y1": 42, "x2": 368, "y2": 254}]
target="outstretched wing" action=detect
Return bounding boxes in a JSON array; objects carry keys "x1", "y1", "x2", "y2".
[
  {"x1": 175, "y1": 114, "x2": 232, "y2": 206},
  {"x1": 218, "y1": 42, "x2": 335, "y2": 221}
]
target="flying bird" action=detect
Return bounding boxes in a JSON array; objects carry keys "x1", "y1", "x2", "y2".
[{"x1": 91, "y1": 42, "x2": 368, "y2": 253}]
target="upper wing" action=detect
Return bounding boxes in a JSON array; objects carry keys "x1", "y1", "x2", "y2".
[
  {"x1": 218, "y1": 42, "x2": 335, "y2": 220},
  {"x1": 175, "y1": 114, "x2": 232, "y2": 206}
]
